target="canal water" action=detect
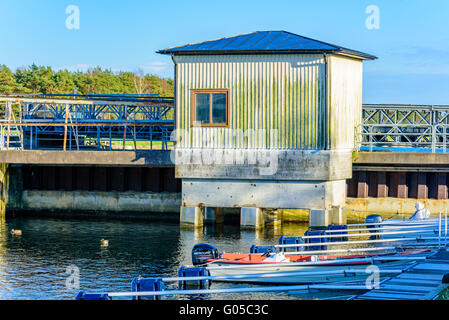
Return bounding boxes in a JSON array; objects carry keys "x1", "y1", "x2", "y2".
[{"x1": 0, "y1": 215, "x2": 361, "y2": 300}]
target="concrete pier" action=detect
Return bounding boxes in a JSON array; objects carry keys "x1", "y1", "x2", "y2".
[
  {"x1": 15, "y1": 190, "x2": 180, "y2": 214},
  {"x1": 309, "y1": 209, "x2": 329, "y2": 227},
  {"x1": 204, "y1": 207, "x2": 224, "y2": 225},
  {"x1": 240, "y1": 208, "x2": 265, "y2": 230}
]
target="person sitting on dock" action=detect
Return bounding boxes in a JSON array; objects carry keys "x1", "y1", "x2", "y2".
[{"x1": 410, "y1": 202, "x2": 431, "y2": 220}]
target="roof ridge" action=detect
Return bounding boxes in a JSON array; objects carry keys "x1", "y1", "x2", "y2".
[
  {"x1": 157, "y1": 31, "x2": 377, "y2": 60},
  {"x1": 157, "y1": 31, "x2": 258, "y2": 52}
]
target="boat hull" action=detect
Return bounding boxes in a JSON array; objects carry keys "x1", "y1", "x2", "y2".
[{"x1": 207, "y1": 260, "x2": 410, "y2": 284}]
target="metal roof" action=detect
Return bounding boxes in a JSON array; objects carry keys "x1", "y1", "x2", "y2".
[{"x1": 157, "y1": 31, "x2": 377, "y2": 60}]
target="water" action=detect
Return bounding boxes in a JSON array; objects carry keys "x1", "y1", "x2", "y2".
[{"x1": 0, "y1": 215, "x2": 359, "y2": 300}]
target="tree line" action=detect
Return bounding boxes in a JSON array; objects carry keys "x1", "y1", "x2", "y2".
[{"x1": 0, "y1": 64, "x2": 174, "y2": 97}]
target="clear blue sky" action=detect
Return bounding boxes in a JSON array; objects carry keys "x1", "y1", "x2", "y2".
[{"x1": 0, "y1": 0, "x2": 448, "y2": 104}]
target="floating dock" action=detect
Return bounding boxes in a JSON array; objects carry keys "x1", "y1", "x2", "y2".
[{"x1": 350, "y1": 248, "x2": 449, "y2": 300}]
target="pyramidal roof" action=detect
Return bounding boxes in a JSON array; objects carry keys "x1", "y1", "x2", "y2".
[{"x1": 157, "y1": 31, "x2": 377, "y2": 60}]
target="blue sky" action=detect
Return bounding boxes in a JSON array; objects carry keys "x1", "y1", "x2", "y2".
[{"x1": 0, "y1": 0, "x2": 448, "y2": 104}]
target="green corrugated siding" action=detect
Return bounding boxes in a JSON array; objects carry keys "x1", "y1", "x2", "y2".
[{"x1": 174, "y1": 54, "x2": 326, "y2": 149}]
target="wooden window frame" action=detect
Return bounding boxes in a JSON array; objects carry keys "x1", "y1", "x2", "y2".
[{"x1": 190, "y1": 89, "x2": 230, "y2": 128}]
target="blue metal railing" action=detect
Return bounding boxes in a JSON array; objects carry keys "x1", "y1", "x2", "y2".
[{"x1": 0, "y1": 94, "x2": 175, "y2": 151}]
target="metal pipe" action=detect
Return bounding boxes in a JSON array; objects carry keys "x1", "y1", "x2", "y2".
[
  {"x1": 300, "y1": 228, "x2": 435, "y2": 240},
  {"x1": 276, "y1": 237, "x2": 430, "y2": 248},
  {"x1": 324, "y1": 224, "x2": 437, "y2": 233},
  {"x1": 105, "y1": 283, "x2": 376, "y2": 298},
  {"x1": 283, "y1": 246, "x2": 397, "y2": 255},
  {"x1": 439, "y1": 212, "x2": 442, "y2": 249},
  {"x1": 445, "y1": 210, "x2": 448, "y2": 243},
  {"x1": 345, "y1": 220, "x2": 440, "y2": 228}
]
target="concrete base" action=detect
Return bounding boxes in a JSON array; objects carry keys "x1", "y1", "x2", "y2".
[
  {"x1": 204, "y1": 207, "x2": 224, "y2": 224},
  {"x1": 182, "y1": 179, "x2": 347, "y2": 209},
  {"x1": 345, "y1": 197, "x2": 449, "y2": 223},
  {"x1": 330, "y1": 206, "x2": 347, "y2": 225},
  {"x1": 9, "y1": 190, "x2": 181, "y2": 213},
  {"x1": 241, "y1": 207, "x2": 265, "y2": 230},
  {"x1": 309, "y1": 209, "x2": 330, "y2": 227},
  {"x1": 309, "y1": 206, "x2": 347, "y2": 227},
  {"x1": 180, "y1": 206, "x2": 204, "y2": 228}
]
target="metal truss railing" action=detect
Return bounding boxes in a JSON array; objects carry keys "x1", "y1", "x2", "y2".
[
  {"x1": 359, "y1": 104, "x2": 449, "y2": 152},
  {"x1": 0, "y1": 95, "x2": 175, "y2": 151}
]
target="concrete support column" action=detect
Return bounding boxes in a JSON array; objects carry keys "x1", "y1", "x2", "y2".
[
  {"x1": 397, "y1": 172, "x2": 408, "y2": 199},
  {"x1": 180, "y1": 206, "x2": 204, "y2": 228},
  {"x1": 241, "y1": 207, "x2": 265, "y2": 230},
  {"x1": 309, "y1": 209, "x2": 330, "y2": 227},
  {"x1": 204, "y1": 207, "x2": 224, "y2": 224},
  {"x1": 330, "y1": 206, "x2": 347, "y2": 225},
  {"x1": 357, "y1": 171, "x2": 368, "y2": 198},
  {"x1": 377, "y1": 172, "x2": 388, "y2": 197},
  {"x1": 437, "y1": 173, "x2": 448, "y2": 200},
  {"x1": 417, "y1": 172, "x2": 428, "y2": 199},
  {"x1": 0, "y1": 163, "x2": 8, "y2": 217}
]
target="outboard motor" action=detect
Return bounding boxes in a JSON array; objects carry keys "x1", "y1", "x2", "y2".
[
  {"x1": 365, "y1": 214, "x2": 383, "y2": 235},
  {"x1": 191, "y1": 243, "x2": 219, "y2": 266}
]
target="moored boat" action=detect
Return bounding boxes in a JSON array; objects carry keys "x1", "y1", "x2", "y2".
[{"x1": 191, "y1": 243, "x2": 432, "y2": 284}]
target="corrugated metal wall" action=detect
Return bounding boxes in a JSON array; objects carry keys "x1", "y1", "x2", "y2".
[{"x1": 174, "y1": 54, "x2": 327, "y2": 150}]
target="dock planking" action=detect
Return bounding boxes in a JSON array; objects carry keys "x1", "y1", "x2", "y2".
[{"x1": 351, "y1": 248, "x2": 449, "y2": 300}]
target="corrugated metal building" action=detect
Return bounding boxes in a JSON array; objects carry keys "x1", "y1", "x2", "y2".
[{"x1": 158, "y1": 31, "x2": 376, "y2": 227}]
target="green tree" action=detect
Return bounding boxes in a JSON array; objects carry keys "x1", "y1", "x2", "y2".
[
  {"x1": 1, "y1": 63, "x2": 174, "y2": 96},
  {"x1": 15, "y1": 64, "x2": 57, "y2": 94},
  {"x1": 0, "y1": 65, "x2": 17, "y2": 94},
  {"x1": 0, "y1": 65, "x2": 31, "y2": 94}
]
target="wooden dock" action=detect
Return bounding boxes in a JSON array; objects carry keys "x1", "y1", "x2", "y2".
[{"x1": 351, "y1": 248, "x2": 449, "y2": 300}]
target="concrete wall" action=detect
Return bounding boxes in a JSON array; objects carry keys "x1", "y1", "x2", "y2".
[
  {"x1": 0, "y1": 150, "x2": 173, "y2": 167},
  {"x1": 175, "y1": 149, "x2": 352, "y2": 181},
  {"x1": 353, "y1": 152, "x2": 449, "y2": 167},
  {"x1": 182, "y1": 179, "x2": 346, "y2": 209},
  {"x1": 4, "y1": 164, "x2": 182, "y2": 218},
  {"x1": 345, "y1": 197, "x2": 449, "y2": 223}
]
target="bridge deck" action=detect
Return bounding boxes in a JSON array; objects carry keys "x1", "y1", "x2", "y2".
[{"x1": 0, "y1": 150, "x2": 174, "y2": 167}]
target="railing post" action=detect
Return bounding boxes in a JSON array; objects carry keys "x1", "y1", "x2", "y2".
[
  {"x1": 122, "y1": 106, "x2": 128, "y2": 150},
  {"x1": 6, "y1": 101, "x2": 11, "y2": 151},
  {"x1": 30, "y1": 126, "x2": 33, "y2": 150},
  {"x1": 432, "y1": 125, "x2": 436, "y2": 153},
  {"x1": 444, "y1": 125, "x2": 447, "y2": 153},
  {"x1": 63, "y1": 104, "x2": 68, "y2": 151},
  {"x1": 0, "y1": 125, "x2": 4, "y2": 150}
]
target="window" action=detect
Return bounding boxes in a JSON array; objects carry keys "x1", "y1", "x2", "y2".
[{"x1": 191, "y1": 89, "x2": 229, "y2": 127}]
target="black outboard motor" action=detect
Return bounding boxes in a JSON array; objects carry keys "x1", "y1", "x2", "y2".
[
  {"x1": 365, "y1": 215, "x2": 383, "y2": 237},
  {"x1": 192, "y1": 243, "x2": 219, "y2": 266}
]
